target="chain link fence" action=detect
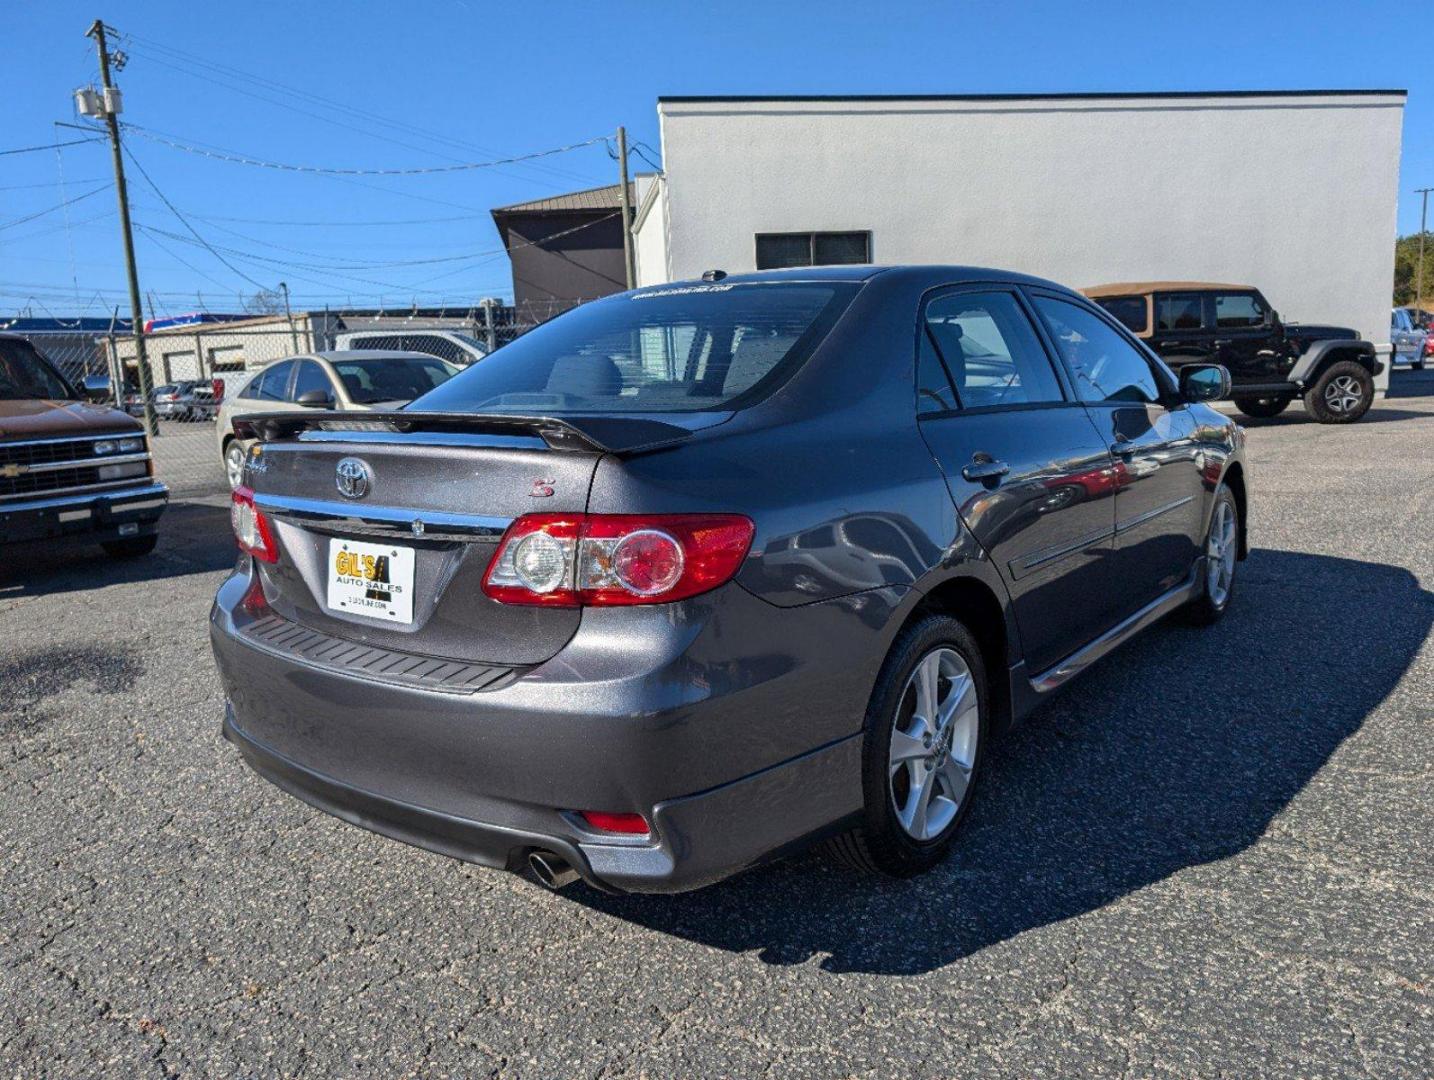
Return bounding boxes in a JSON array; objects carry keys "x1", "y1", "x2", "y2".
[{"x1": 16, "y1": 303, "x2": 564, "y2": 500}]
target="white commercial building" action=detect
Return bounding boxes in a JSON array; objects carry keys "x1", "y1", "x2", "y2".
[{"x1": 635, "y1": 91, "x2": 1405, "y2": 387}]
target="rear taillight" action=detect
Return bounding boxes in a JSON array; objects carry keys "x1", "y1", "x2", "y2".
[
  {"x1": 230, "y1": 485, "x2": 279, "y2": 563},
  {"x1": 1424, "y1": 336, "x2": 1434, "y2": 357},
  {"x1": 483, "y1": 513, "x2": 753, "y2": 607}
]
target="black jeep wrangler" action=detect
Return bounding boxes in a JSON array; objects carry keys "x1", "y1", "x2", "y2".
[{"x1": 1084, "y1": 282, "x2": 1383, "y2": 423}]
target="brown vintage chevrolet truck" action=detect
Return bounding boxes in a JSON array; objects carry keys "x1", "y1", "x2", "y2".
[{"x1": 0, "y1": 334, "x2": 167, "y2": 557}]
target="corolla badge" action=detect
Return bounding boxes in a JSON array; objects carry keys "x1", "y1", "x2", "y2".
[{"x1": 335, "y1": 457, "x2": 373, "y2": 500}]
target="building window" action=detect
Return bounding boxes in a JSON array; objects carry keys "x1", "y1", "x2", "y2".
[{"x1": 755, "y1": 231, "x2": 870, "y2": 270}]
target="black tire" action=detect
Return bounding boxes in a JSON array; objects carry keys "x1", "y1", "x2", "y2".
[
  {"x1": 1413, "y1": 360, "x2": 1426, "y2": 372},
  {"x1": 1303, "y1": 360, "x2": 1374, "y2": 424},
  {"x1": 1232, "y1": 395, "x2": 1292, "y2": 419},
  {"x1": 1181, "y1": 485, "x2": 1239, "y2": 626},
  {"x1": 825, "y1": 614, "x2": 988, "y2": 878},
  {"x1": 101, "y1": 534, "x2": 157, "y2": 559}
]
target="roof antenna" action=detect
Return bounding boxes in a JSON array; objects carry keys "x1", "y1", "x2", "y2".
[{"x1": 701, "y1": 269, "x2": 727, "y2": 282}]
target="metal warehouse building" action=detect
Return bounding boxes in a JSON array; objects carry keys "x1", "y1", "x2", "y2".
[{"x1": 634, "y1": 90, "x2": 1406, "y2": 387}]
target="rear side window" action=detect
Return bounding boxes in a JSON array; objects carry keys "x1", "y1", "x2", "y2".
[
  {"x1": 1156, "y1": 294, "x2": 1206, "y2": 332},
  {"x1": 248, "y1": 361, "x2": 294, "y2": 402},
  {"x1": 1034, "y1": 296, "x2": 1161, "y2": 405},
  {"x1": 921, "y1": 291, "x2": 1064, "y2": 408},
  {"x1": 1095, "y1": 296, "x2": 1148, "y2": 334},
  {"x1": 412, "y1": 282, "x2": 858, "y2": 414},
  {"x1": 1213, "y1": 292, "x2": 1268, "y2": 328}
]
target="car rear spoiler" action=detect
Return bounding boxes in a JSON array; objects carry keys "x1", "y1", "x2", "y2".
[{"x1": 230, "y1": 410, "x2": 695, "y2": 455}]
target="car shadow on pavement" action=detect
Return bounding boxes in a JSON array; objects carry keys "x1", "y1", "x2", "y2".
[
  {"x1": 0, "y1": 500, "x2": 236, "y2": 600},
  {"x1": 572, "y1": 549, "x2": 1433, "y2": 975}
]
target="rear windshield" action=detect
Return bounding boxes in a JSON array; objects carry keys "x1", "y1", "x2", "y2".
[
  {"x1": 332, "y1": 356, "x2": 460, "y2": 404},
  {"x1": 411, "y1": 282, "x2": 858, "y2": 415},
  {"x1": 0, "y1": 340, "x2": 72, "y2": 401}
]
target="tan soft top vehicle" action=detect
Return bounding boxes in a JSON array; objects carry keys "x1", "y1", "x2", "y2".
[
  {"x1": 0, "y1": 335, "x2": 167, "y2": 557},
  {"x1": 1081, "y1": 281, "x2": 1380, "y2": 424}
]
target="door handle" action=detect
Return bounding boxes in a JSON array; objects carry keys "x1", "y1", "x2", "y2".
[
  {"x1": 1212, "y1": 339, "x2": 1232, "y2": 347},
  {"x1": 1110, "y1": 434, "x2": 1136, "y2": 458},
  {"x1": 962, "y1": 457, "x2": 1010, "y2": 483}
]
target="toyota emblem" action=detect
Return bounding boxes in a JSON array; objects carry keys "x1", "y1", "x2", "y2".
[{"x1": 335, "y1": 457, "x2": 372, "y2": 500}]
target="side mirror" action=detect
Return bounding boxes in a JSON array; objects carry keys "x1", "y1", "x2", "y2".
[
  {"x1": 295, "y1": 388, "x2": 334, "y2": 408},
  {"x1": 81, "y1": 375, "x2": 111, "y2": 404},
  {"x1": 1179, "y1": 363, "x2": 1231, "y2": 403}
]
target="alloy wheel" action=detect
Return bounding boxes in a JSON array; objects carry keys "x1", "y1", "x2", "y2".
[
  {"x1": 1206, "y1": 498, "x2": 1238, "y2": 607},
  {"x1": 888, "y1": 647, "x2": 980, "y2": 841},
  {"x1": 225, "y1": 443, "x2": 246, "y2": 489},
  {"x1": 1323, "y1": 375, "x2": 1364, "y2": 414}
]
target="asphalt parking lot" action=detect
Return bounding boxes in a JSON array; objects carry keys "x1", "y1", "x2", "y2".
[{"x1": 3, "y1": 372, "x2": 1431, "y2": 1078}]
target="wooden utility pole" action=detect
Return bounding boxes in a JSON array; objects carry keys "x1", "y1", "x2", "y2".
[
  {"x1": 1416, "y1": 187, "x2": 1432, "y2": 314},
  {"x1": 87, "y1": 18, "x2": 156, "y2": 435},
  {"x1": 616, "y1": 126, "x2": 636, "y2": 289}
]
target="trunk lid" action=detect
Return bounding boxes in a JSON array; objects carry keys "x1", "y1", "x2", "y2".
[{"x1": 240, "y1": 411, "x2": 699, "y2": 667}]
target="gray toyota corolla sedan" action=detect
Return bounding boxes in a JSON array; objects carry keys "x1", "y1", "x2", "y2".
[{"x1": 211, "y1": 266, "x2": 1248, "y2": 894}]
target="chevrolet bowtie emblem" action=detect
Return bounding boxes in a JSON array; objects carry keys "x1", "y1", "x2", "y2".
[{"x1": 0, "y1": 463, "x2": 25, "y2": 479}]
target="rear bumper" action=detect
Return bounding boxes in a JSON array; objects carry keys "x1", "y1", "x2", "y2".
[
  {"x1": 211, "y1": 570, "x2": 896, "y2": 892},
  {"x1": 0, "y1": 481, "x2": 168, "y2": 545},
  {"x1": 222, "y1": 705, "x2": 860, "y2": 894}
]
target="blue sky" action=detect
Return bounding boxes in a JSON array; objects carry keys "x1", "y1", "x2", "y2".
[{"x1": 2, "y1": 0, "x2": 1427, "y2": 318}]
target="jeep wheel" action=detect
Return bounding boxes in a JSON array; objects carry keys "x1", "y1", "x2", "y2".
[
  {"x1": 1304, "y1": 361, "x2": 1373, "y2": 424},
  {"x1": 825, "y1": 614, "x2": 987, "y2": 878},
  {"x1": 1232, "y1": 396, "x2": 1291, "y2": 419}
]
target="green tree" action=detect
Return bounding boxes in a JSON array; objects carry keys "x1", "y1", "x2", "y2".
[{"x1": 1394, "y1": 232, "x2": 1434, "y2": 308}]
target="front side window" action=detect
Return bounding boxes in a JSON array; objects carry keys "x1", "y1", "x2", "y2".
[
  {"x1": 922, "y1": 291, "x2": 1064, "y2": 408},
  {"x1": 291, "y1": 360, "x2": 334, "y2": 401},
  {"x1": 1035, "y1": 296, "x2": 1161, "y2": 405},
  {"x1": 755, "y1": 232, "x2": 870, "y2": 270},
  {"x1": 1156, "y1": 294, "x2": 1206, "y2": 332},
  {"x1": 1094, "y1": 296, "x2": 1148, "y2": 335},
  {"x1": 413, "y1": 282, "x2": 858, "y2": 415},
  {"x1": 0, "y1": 339, "x2": 71, "y2": 400},
  {"x1": 1213, "y1": 292, "x2": 1268, "y2": 328}
]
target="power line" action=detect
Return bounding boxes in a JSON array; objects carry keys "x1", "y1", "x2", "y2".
[
  {"x1": 117, "y1": 32, "x2": 606, "y2": 187},
  {"x1": 0, "y1": 136, "x2": 106, "y2": 156},
  {"x1": 0, "y1": 183, "x2": 111, "y2": 232},
  {"x1": 121, "y1": 122, "x2": 609, "y2": 177},
  {"x1": 0, "y1": 177, "x2": 109, "y2": 191},
  {"x1": 117, "y1": 45, "x2": 589, "y2": 194},
  {"x1": 631, "y1": 141, "x2": 664, "y2": 171},
  {"x1": 120, "y1": 144, "x2": 268, "y2": 289}
]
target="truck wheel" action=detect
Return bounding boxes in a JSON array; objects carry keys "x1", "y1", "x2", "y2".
[
  {"x1": 824, "y1": 614, "x2": 987, "y2": 878},
  {"x1": 101, "y1": 535, "x2": 158, "y2": 559},
  {"x1": 1232, "y1": 396, "x2": 1291, "y2": 419},
  {"x1": 1304, "y1": 361, "x2": 1373, "y2": 424}
]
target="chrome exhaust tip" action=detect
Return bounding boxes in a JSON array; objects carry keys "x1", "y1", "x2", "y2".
[{"x1": 527, "y1": 850, "x2": 580, "y2": 890}]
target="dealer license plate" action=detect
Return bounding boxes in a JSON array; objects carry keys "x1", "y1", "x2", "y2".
[{"x1": 326, "y1": 537, "x2": 415, "y2": 624}]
